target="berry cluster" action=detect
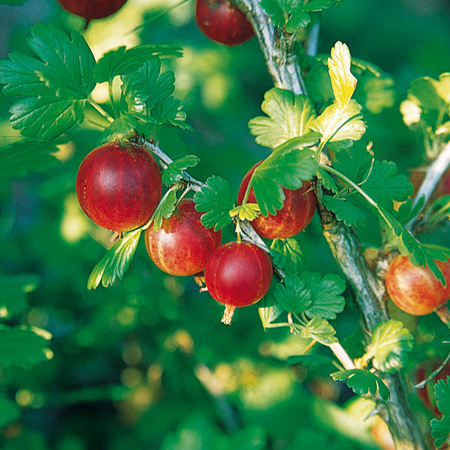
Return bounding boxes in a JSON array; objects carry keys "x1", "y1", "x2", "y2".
[{"x1": 76, "y1": 141, "x2": 317, "y2": 323}]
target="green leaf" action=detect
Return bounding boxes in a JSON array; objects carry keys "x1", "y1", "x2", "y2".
[
  {"x1": 271, "y1": 274, "x2": 312, "y2": 314},
  {"x1": 431, "y1": 378, "x2": 450, "y2": 448},
  {"x1": 251, "y1": 141, "x2": 319, "y2": 216},
  {"x1": 366, "y1": 320, "x2": 414, "y2": 373},
  {"x1": 162, "y1": 155, "x2": 200, "y2": 186},
  {"x1": 229, "y1": 203, "x2": 260, "y2": 222},
  {"x1": 317, "y1": 166, "x2": 339, "y2": 193},
  {"x1": 94, "y1": 44, "x2": 183, "y2": 83},
  {"x1": 302, "y1": 272, "x2": 346, "y2": 320},
  {"x1": 258, "y1": 294, "x2": 285, "y2": 329},
  {"x1": 287, "y1": 354, "x2": 333, "y2": 367},
  {"x1": 122, "y1": 58, "x2": 175, "y2": 115},
  {"x1": 331, "y1": 369, "x2": 390, "y2": 400},
  {"x1": 0, "y1": 24, "x2": 96, "y2": 139},
  {"x1": 0, "y1": 395, "x2": 21, "y2": 428},
  {"x1": 194, "y1": 176, "x2": 235, "y2": 231},
  {"x1": 270, "y1": 238, "x2": 304, "y2": 274},
  {"x1": 87, "y1": 229, "x2": 142, "y2": 289},
  {"x1": 151, "y1": 188, "x2": 179, "y2": 231},
  {"x1": 301, "y1": 317, "x2": 338, "y2": 345},
  {"x1": 322, "y1": 194, "x2": 368, "y2": 227},
  {"x1": 0, "y1": 325, "x2": 53, "y2": 368},
  {"x1": 248, "y1": 88, "x2": 317, "y2": 149},
  {"x1": 0, "y1": 274, "x2": 39, "y2": 319},
  {"x1": 97, "y1": 115, "x2": 139, "y2": 146},
  {"x1": 0, "y1": 139, "x2": 61, "y2": 177}
]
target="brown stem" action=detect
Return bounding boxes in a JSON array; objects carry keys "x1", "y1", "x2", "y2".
[{"x1": 237, "y1": 1, "x2": 430, "y2": 448}]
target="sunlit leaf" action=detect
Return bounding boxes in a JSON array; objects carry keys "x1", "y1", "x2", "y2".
[
  {"x1": 328, "y1": 41, "x2": 357, "y2": 106},
  {"x1": 194, "y1": 176, "x2": 235, "y2": 231},
  {"x1": 229, "y1": 203, "x2": 260, "y2": 222},
  {"x1": 331, "y1": 369, "x2": 390, "y2": 400},
  {"x1": 87, "y1": 229, "x2": 142, "y2": 289},
  {"x1": 258, "y1": 294, "x2": 285, "y2": 329},
  {"x1": 0, "y1": 325, "x2": 53, "y2": 368},
  {"x1": 366, "y1": 320, "x2": 414, "y2": 373},
  {"x1": 248, "y1": 88, "x2": 317, "y2": 149}
]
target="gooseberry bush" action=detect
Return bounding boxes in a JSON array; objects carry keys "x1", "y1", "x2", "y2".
[{"x1": 0, "y1": 0, "x2": 450, "y2": 449}]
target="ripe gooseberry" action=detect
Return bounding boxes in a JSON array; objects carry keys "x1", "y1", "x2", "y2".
[
  {"x1": 145, "y1": 198, "x2": 222, "y2": 276},
  {"x1": 195, "y1": 0, "x2": 255, "y2": 46},
  {"x1": 57, "y1": 0, "x2": 127, "y2": 22},
  {"x1": 204, "y1": 241, "x2": 273, "y2": 324},
  {"x1": 385, "y1": 255, "x2": 450, "y2": 316},
  {"x1": 76, "y1": 141, "x2": 162, "y2": 233},
  {"x1": 237, "y1": 162, "x2": 317, "y2": 239}
]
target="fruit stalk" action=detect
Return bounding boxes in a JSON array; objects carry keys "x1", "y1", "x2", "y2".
[{"x1": 237, "y1": 1, "x2": 430, "y2": 448}]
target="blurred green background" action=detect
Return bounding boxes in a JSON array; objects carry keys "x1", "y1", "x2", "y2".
[{"x1": 0, "y1": 0, "x2": 449, "y2": 449}]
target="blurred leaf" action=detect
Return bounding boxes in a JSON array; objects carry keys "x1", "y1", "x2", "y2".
[
  {"x1": 251, "y1": 142, "x2": 318, "y2": 216},
  {"x1": 287, "y1": 354, "x2": 333, "y2": 367},
  {"x1": 355, "y1": 73, "x2": 395, "y2": 114},
  {"x1": 331, "y1": 369, "x2": 390, "y2": 400},
  {"x1": 162, "y1": 155, "x2": 200, "y2": 186},
  {"x1": 301, "y1": 317, "x2": 338, "y2": 345},
  {"x1": 270, "y1": 238, "x2": 304, "y2": 274},
  {"x1": 328, "y1": 41, "x2": 357, "y2": 106},
  {"x1": 302, "y1": 272, "x2": 346, "y2": 320},
  {"x1": 0, "y1": 274, "x2": 39, "y2": 318},
  {"x1": 194, "y1": 176, "x2": 235, "y2": 231},
  {"x1": 366, "y1": 320, "x2": 414, "y2": 373},
  {"x1": 87, "y1": 229, "x2": 142, "y2": 289},
  {"x1": 0, "y1": 325, "x2": 52, "y2": 368},
  {"x1": 95, "y1": 44, "x2": 183, "y2": 83},
  {"x1": 0, "y1": 24, "x2": 95, "y2": 139},
  {"x1": 0, "y1": 395, "x2": 21, "y2": 427},
  {"x1": 0, "y1": 0, "x2": 27, "y2": 3},
  {"x1": 0, "y1": 139, "x2": 61, "y2": 177},
  {"x1": 248, "y1": 88, "x2": 317, "y2": 149},
  {"x1": 258, "y1": 294, "x2": 285, "y2": 328},
  {"x1": 270, "y1": 274, "x2": 312, "y2": 314},
  {"x1": 431, "y1": 378, "x2": 450, "y2": 448}
]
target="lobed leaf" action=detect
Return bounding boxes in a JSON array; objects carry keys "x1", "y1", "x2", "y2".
[
  {"x1": 301, "y1": 317, "x2": 338, "y2": 345},
  {"x1": 248, "y1": 88, "x2": 317, "y2": 149},
  {"x1": 194, "y1": 176, "x2": 235, "y2": 231},
  {"x1": 270, "y1": 274, "x2": 312, "y2": 314},
  {"x1": 87, "y1": 229, "x2": 142, "y2": 289},
  {"x1": 151, "y1": 188, "x2": 179, "y2": 231},
  {"x1": 162, "y1": 155, "x2": 200, "y2": 186},
  {"x1": 321, "y1": 194, "x2": 368, "y2": 227},
  {"x1": 250, "y1": 140, "x2": 319, "y2": 216},
  {"x1": 0, "y1": 325, "x2": 53, "y2": 368},
  {"x1": 270, "y1": 238, "x2": 304, "y2": 274},
  {"x1": 331, "y1": 369, "x2": 390, "y2": 400},
  {"x1": 366, "y1": 320, "x2": 414, "y2": 373},
  {"x1": 431, "y1": 378, "x2": 450, "y2": 448},
  {"x1": 95, "y1": 44, "x2": 183, "y2": 83},
  {"x1": 302, "y1": 272, "x2": 346, "y2": 320}
]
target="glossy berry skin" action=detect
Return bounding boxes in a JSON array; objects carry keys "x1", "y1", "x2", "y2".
[
  {"x1": 385, "y1": 255, "x2": 450, "y2": 315},
  {"x1": 145, "y1": 199, "x2": 222, "y2": 276},
  {"x1": 205, "y1": 241, "x2": 273, "y2": 312},
  {"x1": 76, "y1": 141, "x2": 162, "y2": 232},
  {"x1": 195, "y1": 0, "x2": 255, "y2": 46},
  {"x1": 237, "y1": 162, "x2": 317, "y2": 239},
  {"x1": 57, "y1": 0, "x2": 127, "y2": 21}
]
